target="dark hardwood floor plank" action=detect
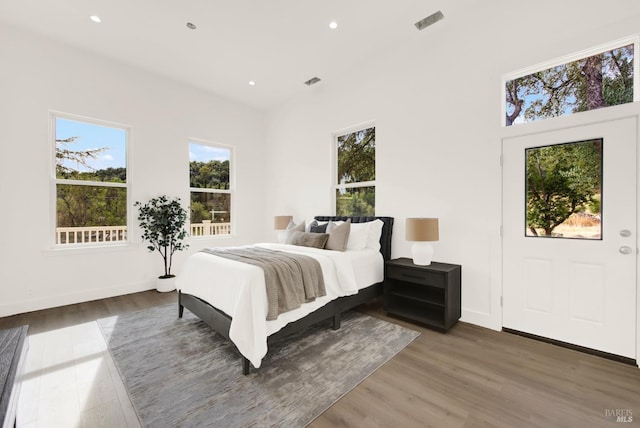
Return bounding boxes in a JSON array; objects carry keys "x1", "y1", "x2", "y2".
[{"x1": 0, "y1": 291, "x2": 176, "y2": 334}]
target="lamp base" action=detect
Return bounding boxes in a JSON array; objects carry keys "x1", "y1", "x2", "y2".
[{"x1": 411, "y1": 242, "x2": 434, "y2": 266}]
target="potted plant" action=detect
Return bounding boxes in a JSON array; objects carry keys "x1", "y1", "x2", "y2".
[{"x1": 135, "y1": 195, "x2": 189, "y2": 292}]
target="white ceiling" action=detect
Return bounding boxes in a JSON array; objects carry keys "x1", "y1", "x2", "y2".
[{"x1": 0, "y1": 0, "x2": 459, "y2": 111}]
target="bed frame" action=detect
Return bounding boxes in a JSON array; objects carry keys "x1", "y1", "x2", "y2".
[{"x1": 178, "y1": 216, "x2": 394, "y2": 374}]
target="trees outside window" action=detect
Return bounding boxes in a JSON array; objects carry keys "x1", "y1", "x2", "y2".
[
  {"x1": 335, "y1": 126, "x2": 375, "y2": 216},
  {"x1": 505, "y1": 43, "x2": 635, "y2": 126},
  {"x1": 54, "y1": 115, "x2": 128, "y2": 245},
  {"x1": 526, "y1": 139, "x2": 602, "y2": 240},
  {"x1": 189, "y1": 142, "x2": 232, "y2": 236}
]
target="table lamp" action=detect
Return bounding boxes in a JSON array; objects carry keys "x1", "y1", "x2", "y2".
[
  {"x1": 274, "y1": 215, "x2": 293, "y2": 243},
  {"x1": 406, "y1": 218, "x2": 439, "y2": 265}
]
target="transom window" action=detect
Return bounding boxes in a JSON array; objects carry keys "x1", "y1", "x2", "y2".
[
  {"x1": 189, "y1": 141, "x2": 232, "y2": 237},
  {"x1": 53, "y1": 114, "x2": 128, "y2": 246},
  {"x1": 334, "y1": 126, "x2": 375, "y2": 216},
  {"x1": 505, "y1": 39, "x2": 637, "y2": 126}
]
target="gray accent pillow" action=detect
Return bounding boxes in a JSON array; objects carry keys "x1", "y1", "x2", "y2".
[
  {"x1": 309, "y1": 220, "x2": 329, "y2": 233},
  {"x1": 286, "y1": 231, "x2": 329, "y2": 249},
  {"x1": 325, "y1": 219, "x2": 351, "y2": 251}
]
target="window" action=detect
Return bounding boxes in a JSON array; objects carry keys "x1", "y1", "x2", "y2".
[
  {"x1": 334, "y1": 126, "x2": 375, "y2": 216},
  {"x1": 525, "y1": 139, "x2": 602, "y2": 240},
  {"x1": 189, "y1": 141, "x2": 232, "y2": 236},
  {"x1": 53, "y1": 114, "x2": 128, "y2": 245},
  {"x1": 505, "y1": 40, "x2": 637, "y2": 126}
]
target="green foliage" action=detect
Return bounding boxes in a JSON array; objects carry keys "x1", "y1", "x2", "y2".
[
  {"x1": 57, "y1": 185, "x2": 126, "y2": 227},
  {"x1": 506, "y1": 44, "x2": 634, "y2": 125},
  {"x1": 58, "y1": 167, "x2": 126, "y2": 183},
  {"x1": 336, "y1": 127, "x2": 375, "y2": 216},
  {"x1": 337, "y1": 128, "x2": 375, "y2": 184},
  {"x1": 135, "y1": 196, "x2": 189, "y2": 277},
  {"x1": 190, "y1": 192, "x2": 231, "y2": 224},
  {"x1": 336, "y1": 187, "x2": 375, "y2": 216},
  {"x1": 602, "y1": 45, "x2": 634, "y2": 107},
  {"x1": 190, "y1": 160, "x2": 229, "y2": 189},
  {"x1": 190, "y1": 201, "x2": 212, "y2": 223},
  {"x1": 188, "y1": 160, "x2": 231, "y2": 225},
  {"x1": 526, "y1": 140, "x2": 601, "y2": 236}
]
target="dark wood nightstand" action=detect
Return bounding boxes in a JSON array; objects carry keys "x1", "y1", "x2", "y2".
[{"x1": 384, "y1": 258, "x2": 461, "y2": 331}]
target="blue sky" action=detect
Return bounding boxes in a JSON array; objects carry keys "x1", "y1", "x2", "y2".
[
  {"x1": 189, "y1": 143, "x2": 230, "y2": 162},
  {"x1": 56, "y1": 118, "x2": 230, "y2": 172},
  {"x1": 56, "y1": 117, "x2": 126, "y2": 171}
]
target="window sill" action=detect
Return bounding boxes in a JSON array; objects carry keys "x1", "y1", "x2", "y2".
[
  {"x1": 43, "y1": 242, "x2": 142, "y2": 257},
  {"x1": 189, "y1": 234, "x2": 235, "y2": 241}
]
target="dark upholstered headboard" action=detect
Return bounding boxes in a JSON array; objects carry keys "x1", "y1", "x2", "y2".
[{"x1": 314, "y1": 216, "x2": 394, "y2": 261}]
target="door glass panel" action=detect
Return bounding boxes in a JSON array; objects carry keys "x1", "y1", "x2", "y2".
[{"x1": 525, "y1": 139, "x2": 602, "y2": 240}]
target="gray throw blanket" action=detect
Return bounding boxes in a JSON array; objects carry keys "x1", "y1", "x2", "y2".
[{"x1": 200, "y1": 247, "x2": 326, "y2": 320}]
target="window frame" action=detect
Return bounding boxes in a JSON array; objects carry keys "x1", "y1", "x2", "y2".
[
  {"x1": 50, "y1": 111, "x2": 131, "y2": 249},
  {"x1": 331, "y1": 122, "x2": 376, "y2": 215},
  {"x1": 501, "y1": 35, "x2": 640, "y2": 127},
  {"x1": 188, "y1": 138, "x2": 235, "y2": 239}
]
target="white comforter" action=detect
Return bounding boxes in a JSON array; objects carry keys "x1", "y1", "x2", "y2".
[{"x1": 176, "y1": 243, "x2": 376, "y2": 368}]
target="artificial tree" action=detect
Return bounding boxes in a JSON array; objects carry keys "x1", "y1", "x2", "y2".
[{"x1": 135, "y1": 195, "x2": 189, "y2": 280}]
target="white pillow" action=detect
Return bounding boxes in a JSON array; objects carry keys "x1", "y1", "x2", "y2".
[
  {"x1": 280, "y1": 221, "x2": 305, "y2": 243},
  {"x1": 346, "y1": 222, "x2": 370, "y2": 251},
  {"x1": 366, "y1": 219, "x2": 384, "y2": 251}
]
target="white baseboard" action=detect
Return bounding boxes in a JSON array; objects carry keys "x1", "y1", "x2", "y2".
[
  {"x1": 0, "y1": 280, "x2": 155, "y2": 318},
  {"x1": 461, "y1": 308, "x2": 501, "y2": 331}
]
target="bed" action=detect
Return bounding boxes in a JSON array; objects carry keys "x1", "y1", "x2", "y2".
[{"x1": 177, "y1": 216, "x2": 394, "y2": 374}]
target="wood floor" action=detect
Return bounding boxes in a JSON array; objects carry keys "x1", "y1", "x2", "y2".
[
  {"x1": 0, "y1": 291, "x2": 174, "y2": 428},
  {"x1": 1, "y1": 291, "x2": 639, "y2": 427}
]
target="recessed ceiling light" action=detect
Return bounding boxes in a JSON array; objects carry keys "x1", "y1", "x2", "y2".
[
  {"x1": 90, "y1": 15, "x2": 101, "y2": 23},
  {"x1": 248, "y1": 80, "x2": 256, "y2": 86},
  {"x1": 186, "y1": 22, "x2": 197, "y2": 30},
  {"x1": 329, "y1": 21, "x2": 338, "y2": 29}
]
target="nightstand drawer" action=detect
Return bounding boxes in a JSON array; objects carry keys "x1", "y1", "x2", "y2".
[{"x1": 386, "y1": 266, "x2": 445, "y2": 288}]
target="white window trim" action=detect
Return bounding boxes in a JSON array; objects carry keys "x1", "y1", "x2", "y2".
[
  {"x1": 49, "y1": 111, "x2": 132, "y2": 250},
  {"x1": 331, "y1": 122, "x2": 376, "y2": 215},
  {"x1": 501, "y1": 35, "x2": 640, "y2": 127},
  {"x1": 188, "y1": 138, "x2": 235, "y2": 238}
]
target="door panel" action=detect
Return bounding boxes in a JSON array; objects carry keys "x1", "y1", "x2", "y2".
[{"x1": 503, "y1": 117, "x2": 637, "y2": 358}]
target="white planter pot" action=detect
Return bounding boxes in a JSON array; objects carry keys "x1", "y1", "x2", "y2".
[{"x1": 156, "y1": 276, "x2": 177, "y2": 292}]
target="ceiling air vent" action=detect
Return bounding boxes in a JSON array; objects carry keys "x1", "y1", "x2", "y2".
[
  {"x1": 414, "y1": 10, "x2": 444, "y2": 31},
  {"x1": 304, "y1": 77, "x2": 322, "y2": 86}
]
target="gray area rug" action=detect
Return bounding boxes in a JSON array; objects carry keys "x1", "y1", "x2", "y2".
[{"x1": 98, "y1": 303, "x2": 419, "y2": 427}]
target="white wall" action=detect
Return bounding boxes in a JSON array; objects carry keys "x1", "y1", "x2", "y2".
[
  {"x1": 2, "y1": 3, "x2": 640, "y2": 327},
  {"x1": 0, "y1": 23, "x2": 268, "y2": 316},
  {"x1": 265, "y1": 4, "x2": 640, "y2": 330}
]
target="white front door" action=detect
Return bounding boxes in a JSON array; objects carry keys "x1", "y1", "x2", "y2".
[{"x1": 502, "y1": 117, "x2": 637, "y2": 359}]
